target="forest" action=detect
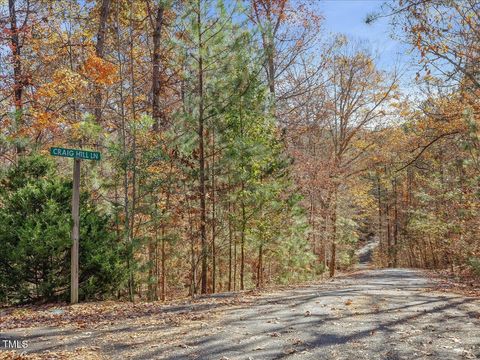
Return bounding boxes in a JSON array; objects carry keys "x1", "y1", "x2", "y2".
[{"x1": 0, "y1": 0, "x2": 478, "y2": 306}]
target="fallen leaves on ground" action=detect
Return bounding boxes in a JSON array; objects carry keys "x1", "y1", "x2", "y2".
[
  {"x1": 0, "y1": 295, "x2": 252, "y2": 330},
  {"x1": 0, "y1": 348, "x2": 105, "y2": 360},
  {"x1": 428, "y1": 270, "x2": 480, "y2": 297}
]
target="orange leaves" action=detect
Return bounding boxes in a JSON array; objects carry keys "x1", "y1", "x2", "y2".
[
  {"x1": 32, "y1": 67, "x2": 89, "y2": 139},
  {"x1": 82, "y1": 54, "x2": 118, "y2": 86},
  {"x1": 34, "y1": 111, "x2": 53, "y2": 128},
  {"x1": 37, "y1": 68, "x2": 87, "y2": 100},
  {"x1": 147, "y1": 164, "x2": 164, "y2": 175},
  {"x1": 26, "y1": 110, "x2": 64, "y2": 141}
]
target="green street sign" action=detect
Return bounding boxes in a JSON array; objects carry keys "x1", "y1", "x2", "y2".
[
  {"x1": 50, "y1": 146, "x2": 101, "y2": 304},
  {"x1": 50, "y1": 147, "x2": 101, "y2": 161}
]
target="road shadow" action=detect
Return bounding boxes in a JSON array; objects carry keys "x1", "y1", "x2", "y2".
[{"x1": 2, "y1": 269, "x2": 479, "y2": 360}]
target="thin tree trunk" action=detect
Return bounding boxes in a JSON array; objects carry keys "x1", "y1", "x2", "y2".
[
  {"x1": 128, "y1": 4, "x2": 138, "y2": 300},
  {"x1": 256, "y1": 244, "x2": 263, "y2": 288},
  {"x1": 262, "y1": 5, "x2": 275, "y2": 98},
  {"x1": 309, "y1": 194, "x2": 316, "y2": 255},
  {"x1": 196, "y1": 1, "x2": 208, "y2": 295},
  {"x1": 159, "y1": 164, "x2": 173, "y2": 301},
  {"x1": 228, "y1": 197, "x2": 233, "y2": 291},
  {"x1": 94, "y1": 0, "x2": 110, "y2": 123},
  {"x1": 147, "y1": 225, "x2": 156, "y2": 300},
  {"x1": 393, "y1": 177, "x2": 398, "y2": 267},
  {"x1": 266, "y1": 40, "x2": 275, "y2": 97},
  {"x1": 8, "y1": 0, "x2": 24, "y2": 155},
  {"x1": 161, "y1": 229, "x2": 166, "y2": 301},
  {"x1": 115, "y1": 1, "x2": 133, "y2": 302},
  {"x1": 233, "y1": 219, "x2": 237, "y2": 292},
  {"x1": 115, "y1": 183, "x2": 120, "y2": 239},
  {"x1": 386, "y1": 186, "x2": 392, "y2": 267},
  {"x1": 211, "y1": 128, "x2": 216, "y2": 293},
  {"x1": 321, "y1": 201, "x2": 329, "y2": 270},
  {"x1": 151, "y1": 199, "x2": 160, "y2": 300},
  {"x1": 240, "y1": 186, "x2": 246, "y2": 290},
  {"x1": 329, "y1": 187, "x2": 337, "y2": 278},
  {"x1": 377, "y1": 174, "x2": 383, "y2": 263},
  {"x1": 152, "y1": 4, "x2": 165, "y2": 131},
  {"x1": 185, "y1": 181, "x2": 197, "y2": 297},
  {"x1": 190, "y1": 220, "x2": 196, "y2": 297}
]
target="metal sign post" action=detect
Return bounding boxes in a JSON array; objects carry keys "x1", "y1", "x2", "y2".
[
  {"x1": 71, "y1": 159, "x2": 81, "y2": 304},
  {"x1": 50, "y1": 147, "x2": 101, "y2": 304}
]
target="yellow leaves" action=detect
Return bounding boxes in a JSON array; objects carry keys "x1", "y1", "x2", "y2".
[
  {"x1": 81, "y1": 54, "x2": 119, "y2": 86},
  {"x1": 399, "y1": 107, "x2": 412, "y2": 118},
  {"x1": 352, "y1": 138, "x2": 369, "y2": 150},
  {"x1": 35, "y1": 111, "x2": 52, "y2": 128},
  {"x1": 36, "y1": 85, "x2": 56, "y2": 99},
  {"x1": 364, "y1": 57, "x2": 374, "y2": 73},
  {"x1": 69, "y1": 122, "x2": 84, "y2": 142},
  {"x1": 32, "y1": 66, "x2": 91, "y2": 140},
  {"x1": 30, "y1": 109, "x2": 65, "y2": 135},
  {"x1": 37, "y1": 68, "x2": 87, "y2": 99},
  {"x1": 147, "y1": 165, "x2": 163, "y2": 175},
  {"x1": 349, "y1": 181, "x2": 376, "y2": 211},
  {"x1": 69, "y1": 117, "x2": 103, "y2": 143}
]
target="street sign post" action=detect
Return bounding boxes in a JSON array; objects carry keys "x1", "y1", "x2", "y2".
[
  {"x1": 50, "y1": 147, "x2": 101, "y2": 304},
  {"x1": 71, "y1": 159, "x2": 80, "y2": 304}
]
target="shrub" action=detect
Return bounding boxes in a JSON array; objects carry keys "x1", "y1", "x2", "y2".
[
  {"x1": 0, "y1": 154, "x2": 125, "y2": 303},
  {"x1": 468, "y1": 257, "x2": 480, "y2": 277}
]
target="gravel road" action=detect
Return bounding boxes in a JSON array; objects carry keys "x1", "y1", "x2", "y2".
[{"x1": 1, "y1": 269, "x2": 479, "y2": 359}]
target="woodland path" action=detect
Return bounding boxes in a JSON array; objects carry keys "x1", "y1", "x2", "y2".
[{"x1": 1, "y1": 269, "x2": 479, "y2": 360}]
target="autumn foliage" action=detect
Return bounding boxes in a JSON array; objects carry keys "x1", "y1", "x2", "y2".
[{"x1": 0, "y1": 0, "x2": 478, "y2": 304}]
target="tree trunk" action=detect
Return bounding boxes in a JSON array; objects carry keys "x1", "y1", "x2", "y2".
[
  {"x1": 228, "y1": 198, "x2": 233, "y2": 291},
  {"x1": 211, "y1": 128, "x2": 216, "y2": 293},
  {"x1": 266, "y1": 39, "x2": 275, "y2": 97},
  {"x1": 147, "y1": 223, "x2": 156, "y2": 301},
  {"x1": 114, "y1": 2, "x2": 133, "y2": 301},
  {"x1": 161, "y1": 232, "x2": 166, "y2": 301},
  {"x1": 233, "y1": 219, "x2": 237, "y2": 291},
  {"x1": 8, "y1": 0, "x2": 24, "y2": 156},
  {"x1": 256, "y1": 244, "x2": 263, "y2": 288},
  {"x1": 320, "y1": 210, "x2": 327, "y2": 268},
  {"x1": 185, "y1": 181, "x2": 196, "y2": 297},
  {"x1": 128, "y1": 5, "x2": 138, "y2": 300},
  {"x1": 152, "y1": 4, "x2": 165, "y2": 131},
  {"x1": 240, "y1": 186, "x2": 246, "y2": 290},
  {"x1": 377, "y1": 174, "x2": 383, "y2": 263},
  {"x1": 197, "y1": 3, "x2": 208, "y2": 294},
  {"x1": 94, "y1": 0, "x2": 111, "y2": 123},
  {"x1": 386, "y1": 187, "x2": 392, "y2": 267},
  {"x1": 329, "y1": 187, "x2": 337, "y2": 278},
  {"x1": 309, "y1": 194, "x2": 316, "y2": 255},
  {"x1": 393, "y1": 177, "x2": 398, "y2": 267}
]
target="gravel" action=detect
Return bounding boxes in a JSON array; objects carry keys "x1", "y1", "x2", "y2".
[{"x1": 2, "y1": 269, "x2": 479, "y2": 360}]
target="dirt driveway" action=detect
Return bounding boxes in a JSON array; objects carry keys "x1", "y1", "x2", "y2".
[{"x1": 1, "y1": 269, "x2": 479, "y2": 359}]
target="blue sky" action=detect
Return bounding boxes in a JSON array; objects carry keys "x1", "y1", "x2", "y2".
[{"x1": 318, "y1": 0, "x2": 411, "y2": 72}]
